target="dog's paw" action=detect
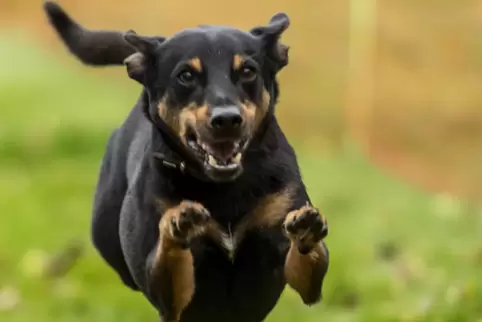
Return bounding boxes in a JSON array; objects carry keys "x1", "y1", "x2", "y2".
[
  {"x1": 161, "y1": 201, "x2": 211, "y2": 246},
  {"x1": 283, "y1": 205, "x2": 328, "y2": 254}
]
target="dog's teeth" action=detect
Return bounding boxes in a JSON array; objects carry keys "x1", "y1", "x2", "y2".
[
  {"x1": 202, "y1": 143, "x2": 214, "y2": 155},
  {"x1": 226, "y1": 163, "x2": 237, "y2": 169},
  {"x1": 232, "y1": 153, "x2": 242, "y2": 164},
  {"x1": 207, "y1": 155, "x2": 218, "y2": 166}
]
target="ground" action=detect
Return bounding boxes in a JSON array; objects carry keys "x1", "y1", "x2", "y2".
[{"x1": 0, "y1": 35, "x2": 481, "y2": 322}]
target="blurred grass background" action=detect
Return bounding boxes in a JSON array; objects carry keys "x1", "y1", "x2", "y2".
[{"x1": 1, "y1": 0, "x2": 482, "y2": 321}]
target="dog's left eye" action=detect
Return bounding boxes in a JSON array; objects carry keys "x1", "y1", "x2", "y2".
[
  {"x1": 178, "y1": 70, "x2": 196, "y2": 87},
  {"x1": 239, "y1": 66, "x2": 257, "y2": 83}
]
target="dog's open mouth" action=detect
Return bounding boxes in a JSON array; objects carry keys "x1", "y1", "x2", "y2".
[{"x1": 186, "y1": 130, "x2": 248, "y2": 172}]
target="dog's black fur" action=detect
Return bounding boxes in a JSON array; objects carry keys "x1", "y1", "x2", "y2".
[{"x1": 43, "y1": 2, "x2": 329, "y2": 321}]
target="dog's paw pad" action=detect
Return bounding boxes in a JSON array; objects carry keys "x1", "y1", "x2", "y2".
[
  {"x1": 170, "y1": 201, "x2": 211, "y2": 241},
  {"x1": 283, "y1": 205, "x2": 328, "y2": 253}
]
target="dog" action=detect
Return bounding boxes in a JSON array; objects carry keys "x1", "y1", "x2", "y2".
[{"x1": 43, "y1": 2, "x2": 329, "y2": 321}]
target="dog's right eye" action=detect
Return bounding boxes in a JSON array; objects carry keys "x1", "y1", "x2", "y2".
[
  {"x1": 178, "y1": 70, "x2": 196, "y2": 87},
  {"x1": 239, "y1": 66, "x2": 257, "y2": 83}
]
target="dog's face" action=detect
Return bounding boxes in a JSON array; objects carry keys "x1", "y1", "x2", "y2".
[{"x1": 124, "y1": 14, "x2": 290, "y2": 182}]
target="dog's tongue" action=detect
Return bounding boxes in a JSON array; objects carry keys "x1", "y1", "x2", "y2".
[{"x1": 207, "y1": 142, "x2": 236, "y2": 161}]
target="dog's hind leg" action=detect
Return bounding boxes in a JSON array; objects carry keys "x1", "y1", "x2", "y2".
[
  {"x1": 146, "y1": 201, "x2": 212, "y2": 322},
  {"x1": 91, "y1": 130, "x2": 139, "y2": 290}
]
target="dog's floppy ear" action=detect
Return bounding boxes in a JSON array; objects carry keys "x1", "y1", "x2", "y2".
[
  {"x1": 250, "y1": 13, "x2": 290, "y2": 70},
  {"x1": 123, "y1": 30, "x2": 164, "y2": 56},
  {"x1": 123, "y1": 52, "x2": 145, "y2": 84},
  {"x1": 122, "y1": 30, "x2": 166, "y2": 84}
]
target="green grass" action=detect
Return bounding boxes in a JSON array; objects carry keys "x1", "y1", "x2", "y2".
[{"x1": 1, "y1": 34, "x2": 481, "y2": 322}]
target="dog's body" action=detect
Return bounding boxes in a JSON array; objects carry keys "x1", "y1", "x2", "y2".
[
  {"x1": 44, "y1": 3, "x2": 329, "y2": 321},
  {"x1": 94, "y1": 100, "x2": 310, "y2": 321}
]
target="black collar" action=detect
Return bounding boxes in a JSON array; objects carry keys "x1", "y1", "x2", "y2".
[{"x1": 149, "y1": 85, "x2": 277, "y2": 182}]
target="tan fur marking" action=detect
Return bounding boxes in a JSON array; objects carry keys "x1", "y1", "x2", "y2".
[
  {"x1": 178, "y1": 103, "x2": 209, "y2": 145},
  {"x1": 152, "y1": 201, "x2": 210, "y2": 321},
  {"x1": 241, "y1": 88, "x2": 271, "y2": 134},
  {"x1": 161, "y1": 201, "x2": 209, "y2": 241},
  {"x1": 233, "y1": 54, "x2": 244, "y2": 70},
  {"x1": 259, "y1": 88, "x2": 271, "y2": 123},
  {"x1": 206, "y1": 185, "x2": 294, "y2": 261},
  {"x1": 247, "y1": 185, "x2": 295, "y2": 229},
  {"x1": 194, "y1": 104, "x2": 209, "y2": 124},
  {"x1": 156, "y1": 238, "x2": 194, "y2": 322},
  {"x1": 158, "y1": 98, "x2": 208, "y2": 141},
  {"x1": 158, "y1": 98, "x2": 181, "y2": 135},
  {"x1": 284, "y1": 204, "x2": 326, "y2": 250},
  {"x1": 157, "y1": 99, "x2": 168, "y2": 122},
  {"x1": 284, "y1": 204, "x2": 311, "y2": 222},
  {"x1": 178, "y1": 105, "x2": 196, "y2": 144},
  {"x1": 283, "y1": 205, "x2": 328, "y2": 304},
  {"x1": 241, "y1": 101, "x2": 256, "y2": 125},
  {"x1": 284, "y1": 242, "x2": 327, "y2": 304},
  {"x1": 157, "y1": 98, "x2": 210, "y2": 147},
  {"x1": 187, "y1": 57, "x2": 202, "y2": 72}
]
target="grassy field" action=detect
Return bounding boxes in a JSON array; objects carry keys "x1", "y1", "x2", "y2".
[{"x1": 1, "y1": 35, "x2": 482, "y2": 322}]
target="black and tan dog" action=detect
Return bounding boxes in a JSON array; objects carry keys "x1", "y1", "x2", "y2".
[{"x1": 43, "y1": 2, "x2": 329, "y2": 321}]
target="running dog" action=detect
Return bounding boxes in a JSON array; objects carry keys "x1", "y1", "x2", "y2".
[{"x1": 43, "y1": 2, "x2": 329, "y2": 321}]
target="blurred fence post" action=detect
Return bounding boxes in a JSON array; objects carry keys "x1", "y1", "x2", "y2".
[{"x1": 345, "y1": 0, "x2": 377, "y2": 151}]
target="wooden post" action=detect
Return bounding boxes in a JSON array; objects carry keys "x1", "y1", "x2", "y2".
[{"x1": 345, "y1": 0, "x2": 377, "y2": 150}]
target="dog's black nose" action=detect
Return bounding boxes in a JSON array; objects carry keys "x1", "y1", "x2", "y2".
[{"x1": 210, "y1": 106, "x2": 243, "y2": 132}]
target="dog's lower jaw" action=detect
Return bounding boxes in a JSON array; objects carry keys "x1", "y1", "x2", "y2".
[
  {"x1": 204, "y1": 163, "x2": 244, "y2": 183},
  {"x1": 185, "y1": 135, "x2": 247, "y2": 182}
]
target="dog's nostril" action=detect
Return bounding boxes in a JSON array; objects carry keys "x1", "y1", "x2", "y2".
[
  {"x1": 211, "y1": 116, "x2": 224, "y2": 129},
  {"x1": 231, "y1": 114, "x2": 243, "y2": 128},
  {"x1": 210, "y1": 108, "x2": 243, "y2": 130}
]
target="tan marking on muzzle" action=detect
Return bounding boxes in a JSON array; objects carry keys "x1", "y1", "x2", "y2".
[
  {"x1": 158, "y1": 98, "x2": 181, "y2": 135},
  {"x1": 233, "y1": 54, "x2": 244, "y2": 70},
  {"x1": 241, "y1": 88, "x2": 271, "y2": 133},
  {"x1": 178, "y1": 103, "x2": 209, "y2": 144},
  {"x1": 158, "y1": 95, "x2": 210, "y2": 145}
]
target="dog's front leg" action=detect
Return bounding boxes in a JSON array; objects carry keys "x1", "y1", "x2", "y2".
[
  {"x1": 282, "y1": 204, "x2": 329, "y2": 305},
  {"x1": 147, "y1": 200, "x2": 211, "y2": 322}
]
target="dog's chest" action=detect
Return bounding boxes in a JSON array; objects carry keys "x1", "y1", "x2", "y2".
[
  {"x1": 204, "y1": 198, "x2": 257, "y2": 261},
  {"x1": 185, "y1": 231, "x2": 287, "y2": 322},
  {"x1": 200, "y1": 188, "x2": 289, "y2": 262},
  {"x1": 176, "y1": 176, "x2": 292, "y2": 263}
]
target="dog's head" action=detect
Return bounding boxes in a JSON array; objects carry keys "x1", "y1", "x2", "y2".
[{"x1": 123, "y1": 15, "x2": 290, "y2": 182}]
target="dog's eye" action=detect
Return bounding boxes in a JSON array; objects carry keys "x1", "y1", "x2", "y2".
[
  {"x1": 178, "y1": 70, "x2": 196, "y2": 87},
  {"x1": 239, "y1": 66, "x2": 257, "y2": 83}
]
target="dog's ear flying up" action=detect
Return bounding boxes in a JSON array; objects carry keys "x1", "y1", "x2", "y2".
[
  {"x1": 122, "y1": 30, "x2": 166, "y2": 83},
  {"x1": 250, "y1": 13, "x2": 290, "y2": 71},
  {"x1": 43, "y1": 1, "x2": 165, "y2": 84}
]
